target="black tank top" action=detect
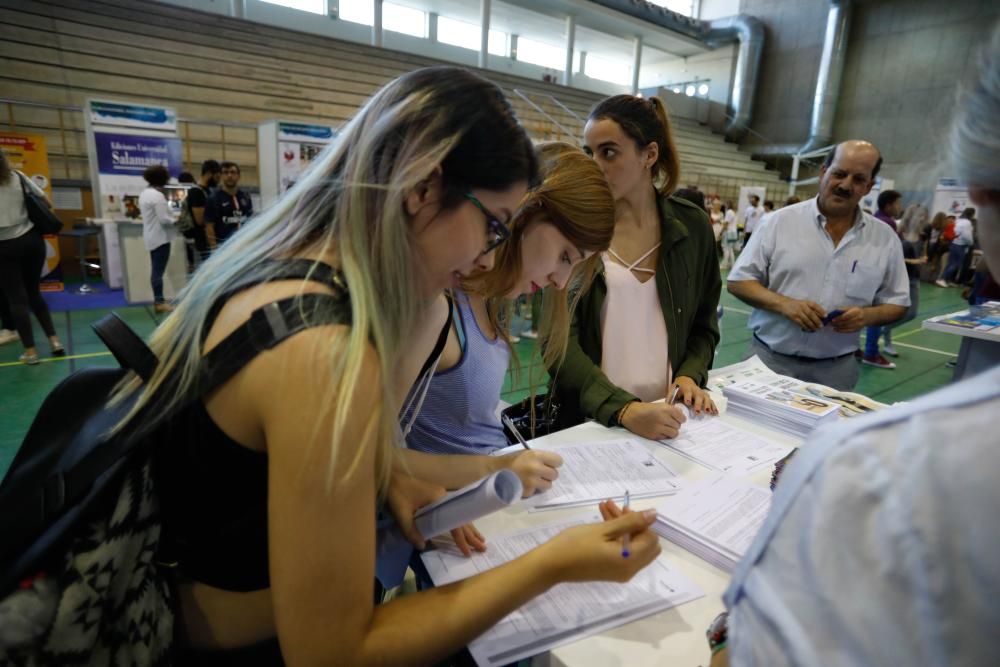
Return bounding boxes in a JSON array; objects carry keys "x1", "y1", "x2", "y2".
[{"x1": 153, "y1": 260, "x2": 452, "y2": 592}]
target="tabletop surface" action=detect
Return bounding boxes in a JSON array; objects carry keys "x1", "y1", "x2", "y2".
[{"x1": 467, "y1": 401, "x2": 801, "y2": 667}]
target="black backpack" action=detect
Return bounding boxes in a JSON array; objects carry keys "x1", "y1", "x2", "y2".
[{"x1": 0, "y1": 261, "x2": 352, "y2": 665}]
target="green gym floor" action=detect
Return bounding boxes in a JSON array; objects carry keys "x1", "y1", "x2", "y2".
[{"x1": 0, "y1": 276, "x2": 969, "y2": 481}]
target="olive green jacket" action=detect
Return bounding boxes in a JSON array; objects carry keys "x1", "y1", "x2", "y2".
[{"x1": 550, "y1": 195, "x2": 722, "y2": 428}]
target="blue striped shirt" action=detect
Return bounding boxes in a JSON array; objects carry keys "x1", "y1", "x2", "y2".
[{"x1": 404, "y1": 291, "x2": 510, "y2": 455}]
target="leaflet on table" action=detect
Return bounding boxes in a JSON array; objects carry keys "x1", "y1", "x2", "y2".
[
  {"x1": 527, "y1": 438, "x2": 680, "y2": 511},
  {"x1": 706, "y1": 355, "x2": 776, "y2": 393},
  {"x1": 652, "y1": 473, "x2": 771, "y2": 572},
  {"x1": 421, "y1": 515, "x2": 704, "y2": 667},
  {"x1": 375, "y1": 469, "x2": 523, "y2": 588},
  {"x1": 661, "y1": 409, "x2": 795, "y2": 475}
]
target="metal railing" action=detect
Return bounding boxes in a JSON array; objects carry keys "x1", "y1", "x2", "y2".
[{"x1": 511, "y1": 89, "x2": 582, "y2": 142}]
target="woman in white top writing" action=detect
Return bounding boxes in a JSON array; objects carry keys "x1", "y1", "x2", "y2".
[{"x1": 550, "y1": 94, "x2": 722, "y2": 442}]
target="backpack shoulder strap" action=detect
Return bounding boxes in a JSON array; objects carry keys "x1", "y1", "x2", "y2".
[
  {"x1": 203, "y1": 259, "x2": 342, "y2": 336},
  {"x1": 198, "y1": 291, "x2": 351, "y2": 397},
  {"x1": 92, "y1": 313, "x2": 158, "y2": 382}
]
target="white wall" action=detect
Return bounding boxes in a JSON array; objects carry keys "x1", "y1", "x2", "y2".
[
  {"x1": 698, "y1": 0, "x2": 741, "y2": 21},
  {"x1": 641, "y1": 43, "x2": 736, "y2": 106}
]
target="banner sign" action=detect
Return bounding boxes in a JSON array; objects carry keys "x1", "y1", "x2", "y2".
[
  {"x1": 1, "y1": 132, "x2": 62, "y2": 291},
  {"x1": 89, "y1": 100, "x2": 177, "y2": 132},
  {"x1": 278, "y1": 122, "x2": 336, "y2": 142},
  {"x1": 93, "y1": 132, "x2": 183, "y2": 210},
  {"x1": 932, "y1": 178, "x2": 971, "y2": 217}
]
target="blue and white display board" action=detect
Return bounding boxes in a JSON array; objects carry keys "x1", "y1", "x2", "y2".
[
  {"x1": 257, "y1": 120, "x2": 337, "y2": 207},
  {"x1": 85, "y1": 99, "x2": 183, "y2": 218},
  {"x1": 84, "y1": 99, "x2": 186, "y2": 297},
  {"x1": 931, "y1": 178, "x2": 971, "y2": 217}
]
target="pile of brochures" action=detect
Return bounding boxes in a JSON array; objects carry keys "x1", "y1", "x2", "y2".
[
  {"x1": 723, "y1": 376, "x2": 840, "y2": 438},
  {"x1": 652, "y1": 474, "x2": 771, "y2": 572}
]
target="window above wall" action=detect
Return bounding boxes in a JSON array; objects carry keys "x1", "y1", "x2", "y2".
[
  {"x1": 260, "y1": 0, "x2": 325, "y2": 13},
  {"x1": 516, "y1": 37, "x2": 565, "y2": 70},
  {"x1": 437, "y1": 16, "x2": 509, "y2": 57},
  {"x1": 646, "y1": 0, "x2": 697, "y2": 16},
  {"x1": 585, "y1": 54, "x2": 632, "y2": 85},
  {"x1": 340, "y1": 0, "x2": 429, "y2": 38}
]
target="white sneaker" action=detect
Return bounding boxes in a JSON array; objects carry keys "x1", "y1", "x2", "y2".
[
  {"x1": 509, "y1": 335, "x2": 521, "y2": 343},
  {"x1": 522, "y1": 330, "x2": 539, "y2": 340},
  {"x1": 0, "y1": 329, "x2": 18, "y2": 345},
  {"x1": 934, "y1": 279, "x2": 949, "y2": 288},
  {"x1": 883, "y1": 344, "x2": 898, "y2": 357}
]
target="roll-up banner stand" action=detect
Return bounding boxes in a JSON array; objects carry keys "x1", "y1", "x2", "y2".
[
  {"x1": 84, "y1": 99, "x2": 184, "y2": 295},
  {"x1": 258, "y1": 121, "x2": 337, "y2": 208},
  {"x1": 1, "y1": 132, "x2": 62, "y2": 291},
  {"x1": 931, "y1": 178, "x2": 971, "y2": 217}
]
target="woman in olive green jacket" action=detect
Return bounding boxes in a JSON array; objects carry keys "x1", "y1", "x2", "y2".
[{"x1": 550, "y1": 94, "x2": 721, "y2": 441}]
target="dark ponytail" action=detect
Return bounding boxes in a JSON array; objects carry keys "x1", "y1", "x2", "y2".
[{"x1": 588, "y1": 94, "x2": 680, "y2": 196}]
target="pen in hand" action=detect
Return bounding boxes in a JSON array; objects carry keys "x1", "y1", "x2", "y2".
[
  {"x1": 621, "y1": 490, "x2": 631, "y2": 558},
  {"x1": 668, "y1": 384, "x2": 681, "y2": 406},
  {"x1": 501, "y1": 414, "x2": 532, "y2": 451}
]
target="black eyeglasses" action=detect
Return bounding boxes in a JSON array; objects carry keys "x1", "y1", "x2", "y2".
[{"x1": 465, "y1": 193, "x2": 511, "y2": 254}]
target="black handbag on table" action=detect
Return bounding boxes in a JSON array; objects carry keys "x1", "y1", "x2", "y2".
[
  {"x1": 500, "y1": 392, "x2": 562, "y2": 444},
  {"x1": 16, "y1": 171, "x2": 63, "y2": 236}
]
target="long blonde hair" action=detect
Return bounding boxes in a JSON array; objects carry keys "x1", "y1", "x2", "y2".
[
  {"x1": 466, "y1": 141, "x2": 615, "y2": 379},
  {"x1": 110, "y1": 67, "x2": 537, "y2": 494}
]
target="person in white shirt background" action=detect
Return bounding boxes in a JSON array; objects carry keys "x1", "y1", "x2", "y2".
[
  {"x1": 742, "y1": 194, "x2": 764, "y2": 246},
  {"x1": 726, "y1": 140, "x2": 910, "y2": 391},
  {"x1": 708, "y1": 26, "x2": 1000, "y2": 666},
  {"x1": 138, "y1": 164, "x2": 178, "y2": 313},
  {"x1": 937, "y1": 205, "x2": 977, "y2": 286}
]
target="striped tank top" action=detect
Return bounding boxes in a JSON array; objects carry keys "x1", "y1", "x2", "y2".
[{"x1": 404, "y1": 291, "x2": 510, "y2": 455}]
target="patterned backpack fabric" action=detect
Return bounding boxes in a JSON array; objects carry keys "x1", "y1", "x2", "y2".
[
  {"x1": 1, "y1": 458, "x2": 174, "y2": 665},
  {"x1": 0, "y1": 260, "x2": 352, "y2": 665},
  {"x1": 0, "y1": 314, "x2": 175, "y2": 665}
]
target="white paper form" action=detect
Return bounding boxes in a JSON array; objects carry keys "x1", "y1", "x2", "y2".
[
  {"x1": 653, "y1": 474, "x2": 772, "y2": 571},
  {"x1": 527, "y1": 438, "x2": 680, "y2": 511},
  {"x1": 421, "y1": 516, "x2": 704, "y2": 667},
  {"x1": 662, "y1": 410, "x2": 795, "y2": 475}
]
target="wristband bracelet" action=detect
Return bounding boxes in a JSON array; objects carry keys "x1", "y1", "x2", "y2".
[
  {"x1": 706, "y1": 611, "x2": 729, "y2": 653},
  {"x1": 616, "y1": 401, "x2": 635, "y2": 426}
]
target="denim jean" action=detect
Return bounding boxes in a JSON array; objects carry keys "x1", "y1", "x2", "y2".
[
  {"x1": 941, "y1": 242, "x2": 970, "y2": 283},
  {"x1": 149, "y1": 242, "x2": 171, "y2": 304}
]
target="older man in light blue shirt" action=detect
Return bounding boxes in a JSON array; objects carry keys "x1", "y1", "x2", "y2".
[{"x1": 728, "y1": 140, "x2": 909, "y2": 390}]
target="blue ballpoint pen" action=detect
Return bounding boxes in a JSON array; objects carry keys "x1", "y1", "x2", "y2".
[{"x1": 621, "y1": 490, "x2": 631, "y2": 558}]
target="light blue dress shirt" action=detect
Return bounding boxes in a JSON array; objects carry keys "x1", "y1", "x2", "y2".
[
  {"x1": 724, "y1": 365, "x2": 1000, "y2": 667},
  {"x1": 728, "y1": 198, "x2": 909, "y2": 358}
]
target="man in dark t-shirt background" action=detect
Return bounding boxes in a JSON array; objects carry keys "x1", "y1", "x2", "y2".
[
  {"x1": 185, "y1": 159, "x2": 220, "y2": 262},
  {"x1": 206, "y1": 161, "x2": 253, "y2": 245}
]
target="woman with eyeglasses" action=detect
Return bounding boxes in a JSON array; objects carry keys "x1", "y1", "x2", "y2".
[
  {"x1": 102, "y1": 67, "x2": 660, "y2": 664},
  {"x1": 549, "y1": 94, "x2": 723, "y2": 443},
  {"x1": 400, "y1": 143, "x2": 616, "y2": 554}
]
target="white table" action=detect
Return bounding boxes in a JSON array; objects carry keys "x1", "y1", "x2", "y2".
[
  {"x1": 922, "y1": 302, "x2": 1000, "y2": 380},
  {"x1": 471, "y1": 410, "x2": 800, "y2": 667}
]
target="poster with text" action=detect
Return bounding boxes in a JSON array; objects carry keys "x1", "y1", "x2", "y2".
[
  {"x1": 931, "y1": 178, "x2": 970, "y2": 217},
  {"x1": 277, "y1": 122, "x2": 336, "y2": 194},
  {"x1": 94, "y1": 132, "x2": 183, "y2": 217},
  {"x1": 1, "y1": 132, "x2": 63, "y2": 290}
]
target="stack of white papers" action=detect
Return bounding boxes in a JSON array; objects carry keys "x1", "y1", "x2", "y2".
[
  {"x1": 723, "y1": 376, "x2": 839, "y2": 438},
  {"x1": 652, "y1": 474, "x2": 771, "y2": 572},
  {"x1": 528, "y1": 438, "x2": 680, "y2": 511},
  {"x1": 421, "y1": 516, "x2": 704, "y2": 666},
  {"x1": 662, "y1": 411, "x2": 795, "y2": 475}
]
